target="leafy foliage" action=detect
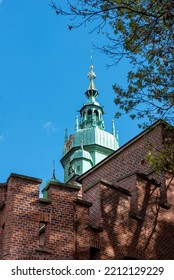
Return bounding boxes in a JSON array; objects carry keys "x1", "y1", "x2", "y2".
[
  {"x1": 146, "y1": 125, "x2": 174, "y2": 174},
  {"x1": 50, "y1": 0, "x2": 174, "y2": 128},
  {"x1": 50, "y1": 1, "x2": 174, "y2": 173}
]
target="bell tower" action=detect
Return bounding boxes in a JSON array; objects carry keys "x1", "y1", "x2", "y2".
[{"x1": 61, "y1": 61, "x2": 119, "y2": 183}]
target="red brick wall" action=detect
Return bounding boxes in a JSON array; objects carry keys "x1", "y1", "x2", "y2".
[
  {"x1": 74, "y1": 199, "x2": 92, "y2": 259},
  {"x1": 0, "y1": 122, "x2": 173, "y2": 260},
  {"x1": 81, "y1": 123, "x2": 174, "y2": 259},
  {"x1": 0, "y1": 174, "x2": 93, "y2": 260},
  {"x1": 82, "y1": 124, "x2": 164, "y2": 191},
  {"x1": 0, "y1": 175, "x2": 42, "y2": 259},
  {"x1": 0, "y1": 184, "x2": 7, "y2": 258},
  {"x1": 45, "y1": 183, "x2": 79, "y2": 259}
]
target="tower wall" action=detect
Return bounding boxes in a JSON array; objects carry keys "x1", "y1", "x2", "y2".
[{"x1": 80, "y1": 122, "x2": 174, "y2": 259}]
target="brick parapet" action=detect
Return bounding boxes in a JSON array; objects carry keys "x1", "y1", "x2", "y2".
[
  {"x1": 74, "y1": 198, "x2": 92, "y2": 259},
  {"x1": 44, "y1": 182, "x2": 80, "y2": 259},
  {"x1": 0, "y1": 174, "x2": 93, "y2": 260},
  {"x1": 1, "y1": 175, "x2": 42, "y2": 259}
]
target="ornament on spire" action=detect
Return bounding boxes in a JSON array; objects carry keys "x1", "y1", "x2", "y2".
[
  {"x1": 86, "y1": 50, "x2": 98, "y2": 97},
  {"x1": 75, "y1": 116, "x2": 79, "y2": 132},
  {"x1": 112, "y1": 119, "x2": 116, "y2": 137},
  {"x1": 52, "y1": 160, "x2": 56, "y2": 179}
]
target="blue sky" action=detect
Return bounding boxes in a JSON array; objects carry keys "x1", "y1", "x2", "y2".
[{"x1": 0, "y1": 0, "x2": 141, "y2": 185}]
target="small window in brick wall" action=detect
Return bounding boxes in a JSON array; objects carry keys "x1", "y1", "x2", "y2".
[
  {"x1": 90, "y1": 247, "x2": 100, "y2": 260},
  {"x1": 90, "y1": 238, "x2": 101, "y2": 259},
  {"x1": 39, "y1": 222, "x2": 47, "y2": 247}
]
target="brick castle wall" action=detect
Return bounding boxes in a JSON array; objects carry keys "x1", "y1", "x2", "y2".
[
  {"x1": 0, "y1": 121, "x2": 173, "y2": 260},
  {"x1": 80, "y1": 123, "x2": 174, "y2": 259}
]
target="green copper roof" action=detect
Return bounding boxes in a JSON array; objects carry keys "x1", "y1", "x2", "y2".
[
  {"x1": 42, "y1": 177, "x2": 59, "y2": 199},
  {"x1": 70, "y1": 148, "x2": 93, "y2": 163},
  {"x1": 42, "y1": 177, "x2": 60, "y2": 190},
  {"x1": 72, "y1": 126, "x2": 118, "y2": 151},
  {"x1": 42, "y1": 166, "x2": 60, "y2": 199},
  {"x1": 61, "y1": 62, "x2": 119, "y2": 183}
]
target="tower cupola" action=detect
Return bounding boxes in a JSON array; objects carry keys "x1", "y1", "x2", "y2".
[{"x1": 61, "y1": 59, "x2": 119, "y2": 183}]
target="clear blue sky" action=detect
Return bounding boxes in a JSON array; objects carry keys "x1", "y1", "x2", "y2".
[{"x1": 0, "y1": 0, "x2": 141, "y2": 185}]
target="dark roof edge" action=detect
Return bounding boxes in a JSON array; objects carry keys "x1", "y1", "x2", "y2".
[
  {"x1": 84, "y1": 178, "x2": 131, "y2": 196},
  {"x1": 44, "y1": 180, "x2": 80, "y2": 191},
  {"x1": 75, "y1": 198, "x2": 92, "y2": 207},
  {"x1": 7, "y1": 173, "x2": 42, "y2": 184},
  {"x1": 0, "y1": 183, "x2": 7, "y2": 188},
  {"x1": 77, "y1": 119, "x2": 173, "y2": 182}
]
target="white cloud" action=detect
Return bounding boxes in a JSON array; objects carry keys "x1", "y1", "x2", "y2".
[
  {"x1": 43, "y1": 121, "x2": 56, "y2": 135},
  {"x1": 0, "y1": 134, "x2": 4, "y2": 142}
]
